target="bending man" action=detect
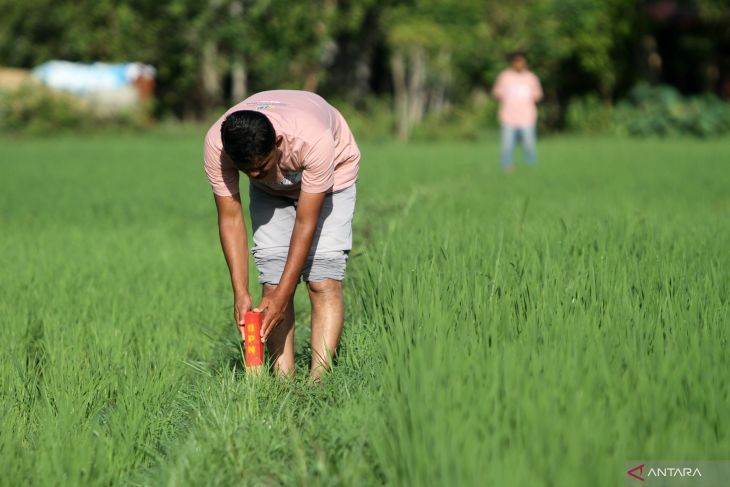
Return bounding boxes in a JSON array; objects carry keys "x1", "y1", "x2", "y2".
[{"x1": 203, "y1": 90, "x2": 360, "y2": 381}]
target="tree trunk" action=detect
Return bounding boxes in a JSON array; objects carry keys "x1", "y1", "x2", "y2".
[
  {"x1": 428, "y1": 49, "x2": 451, "y2": 114},
  {"x1": 303, "y1": 68, "x2": 320, "y2": 92},
  {"x1": 229, "y1": 0, "x2": 247, "y2": 103},
  {"x1": 231, "y1": 57, "x2": 247, "y2": 103},
  {"x1": 301, "y1": 0, "x2": 337, "y2": 93},
  {"x1": 391, "y1": 46, "x2": 431, "y2": 141},
  {"x1": 391, "y1": 50, "x2": 409, "y2": 141},
  {"x1": 201, "y1": 40, "x2": 222, "y2": 116},
  {"x1": 407, "y1": 46, "x2": 427, "y2": 126},
  {"x1": 325, "y1": 6, "x2": 381, "y2": 107}
]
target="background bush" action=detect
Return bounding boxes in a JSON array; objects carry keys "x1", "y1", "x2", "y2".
[
  {"x1": 0, "y1": 84, "x2": 147, "y2": 134},
  {"x1": 409, "y1": 93, "x2": 498, "y2": 142},
  {"x1": 567, "y1": 85, "x2": 730, "y2": 138},
  {"x1": 565, "y1": 95, "x2": 614, "y2": 134},
  {"x1": 614, "y1": 85, "x2": 730, "y2": 138},
  {"x1": 409, "y1": 106, "x2": 493, "y2": 142},
  {"x1": 333, "y1": 97, "x2": 396, "y2": 142}
]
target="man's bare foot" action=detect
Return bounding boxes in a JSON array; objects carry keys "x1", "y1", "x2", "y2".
[
  {"x1": 246, "y1": 364, "x2": 266, "y2": 377},
  {"x1": 307, "y1": 363, "x2": 330, "y2": 385}
]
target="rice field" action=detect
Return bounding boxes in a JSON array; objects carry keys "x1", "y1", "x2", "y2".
[{"x1": 1, "y1": 130, "x2": 728, "y2": 486}]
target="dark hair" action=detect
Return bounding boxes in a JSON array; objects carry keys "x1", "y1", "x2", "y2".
[
  {"x1": 509, "y1": 51, "x2": 526, "y2": 62},
  {"x1": 220, "y1": 110, "x2": 276, "y2": 169}
]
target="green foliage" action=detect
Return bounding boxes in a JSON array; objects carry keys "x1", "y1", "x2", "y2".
[
  {"x1": 566, "y1": 86, "x2": 730, "y2": 137},
  {"x1": 225, "y1": 0, "x2": 339, "y2": 89},
  {"x1": 332, "y1": 96, "x2": 396, "y2": 142},
  {"x1": 565, "y1": 94, "x2": 614, "y2": 134},
  {"x1": 0, "y1": 0, "x2": 726, "y2": 133},
  {"x1": 551, "y1": 0, "x2": 635, "y2": 95},
  {"x1": 614, "y1": 85, "x2": 730, "y2": 137},
  {"x1": 0, "y1": 84, "x2": 146, "y2": 134},
  {"x1": 410, "y1": 100, "x2": 498, "y2": 141}
]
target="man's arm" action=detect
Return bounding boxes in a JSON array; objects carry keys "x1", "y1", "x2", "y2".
[
  {"x1": 533, "y1": 75, "x2": 544, "y2": 103},
  {"x1": 214, "y1": 193, "x2": 252, "y2": 326},
  {"x1": 492, "y1": 73, "x2": 504, "y2": 101},
  {"x1": 257, "y1": 190, "x2": 326, "y2": 341}
]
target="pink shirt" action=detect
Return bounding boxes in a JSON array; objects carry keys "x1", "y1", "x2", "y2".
[
  {"x1": 204, "y1": 90, "x2": 360, "y2": 197},
  {"x1": 493, "y1": 69, "x2": 543, "y2": 126}
]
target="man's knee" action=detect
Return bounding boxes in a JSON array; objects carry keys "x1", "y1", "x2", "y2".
[{"x1": 306, "y1": 279, "x2": 342, "y2": 295}]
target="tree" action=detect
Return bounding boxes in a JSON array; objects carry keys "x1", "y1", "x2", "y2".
[{"x1": 383, "y1": 0, "x2": 486, "y2": 140}]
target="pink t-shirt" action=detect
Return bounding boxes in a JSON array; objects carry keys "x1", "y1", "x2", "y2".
[
  {"x1": 493, "y1": 69, "x2": 543, "y2": 126},
  {"x1": 204, "y1": 90, "x2": 360, "y2": 197}
]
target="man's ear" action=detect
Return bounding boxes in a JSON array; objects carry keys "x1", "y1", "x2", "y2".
[{"x1": 275, "y1": 135, "x2": 284, "y2": 147}]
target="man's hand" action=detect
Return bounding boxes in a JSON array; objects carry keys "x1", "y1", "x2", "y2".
[
  {"x1": 234, "y1": 293, "x2": 253, "y2": 331},
  {"x1": 256, "y1": 290, "x2": 289, "y2": 342}
]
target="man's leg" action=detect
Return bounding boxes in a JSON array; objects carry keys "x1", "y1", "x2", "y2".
[
  {"x1": 522, "y1": 124, "x2": 537, "y2": 165},
  {"x1": 262, "y1": 284, "x2": 296, "y2": 377},
  {"x1": 300, "y1": 185, "x2": 355, "y2": 383},
  {"x1": 306, "y1": 279, "x2": 344, "y2": 383},
  {"x1": 500, "y1": 124, "x2": 516, "y2": 171}
]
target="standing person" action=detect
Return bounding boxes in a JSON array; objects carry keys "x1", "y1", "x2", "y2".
[
  {"x1": 203, "y1": 90, "x2": 360, "y2": 382},
  {"x1": 492, "y1": 52, "x2": 543, "y2": 173}
]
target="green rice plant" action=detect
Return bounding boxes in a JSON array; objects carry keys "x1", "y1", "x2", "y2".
[
  {"x1": 1, "y1": 132, "x2": 728, "y2": 486},
  {"x1": 352, "y1": 139, "x2": 729, "y2": 486}
]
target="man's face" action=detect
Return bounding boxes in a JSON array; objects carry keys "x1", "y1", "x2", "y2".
[
  {"x1": 512, "y1": 55, "x2": 527, "y2": 72},
  {"x1": 242, "y1": 148, "x2": 279, "y2": 180}
]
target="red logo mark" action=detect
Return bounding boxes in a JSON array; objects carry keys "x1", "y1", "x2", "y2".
[{"x1": 627, "y1": 464, "x2": 645, "y2": 481}]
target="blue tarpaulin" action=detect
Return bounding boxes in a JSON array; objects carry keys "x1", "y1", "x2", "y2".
[{"x1": 32, "y1": 61, "x2": 154, "y2": 95}]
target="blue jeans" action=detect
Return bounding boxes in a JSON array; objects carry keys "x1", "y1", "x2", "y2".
[{"x1": 500, "y1": 124, "x2": 537, "y2": 168}]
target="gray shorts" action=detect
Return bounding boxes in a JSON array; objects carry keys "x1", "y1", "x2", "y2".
[{"x1": 248, "y1": 183, "x2": 356, "y2": 285}]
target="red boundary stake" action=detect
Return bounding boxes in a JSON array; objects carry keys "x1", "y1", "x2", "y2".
[{"x1": 241, "y1": 311, "x2": 264, "y2": 367}]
